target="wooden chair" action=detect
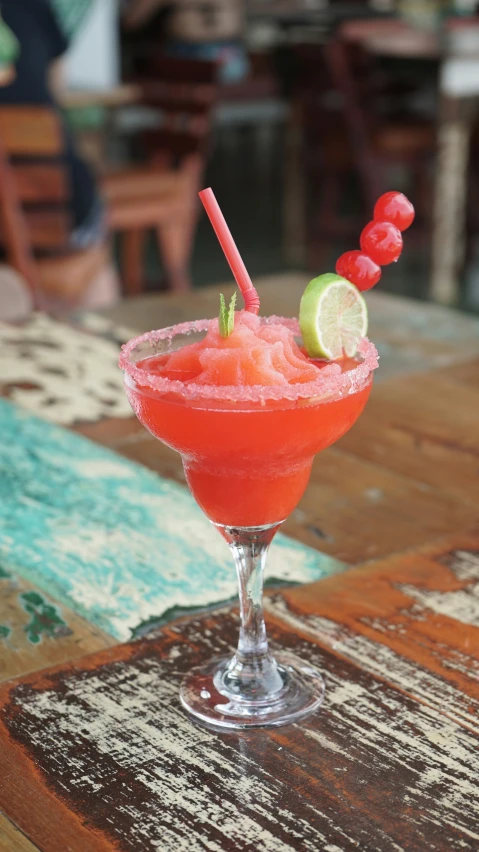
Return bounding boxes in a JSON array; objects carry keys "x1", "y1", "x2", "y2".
[
  {"x1": 326, "y1": 39, "x2": 434, "y2": 201},
  {"x1": 0, "y1": 106, "x2": 109, "y2": 309},
  {"x1": 103, "y1": 56, "x2": 217, "y2": 295},
  {"x1": 294, "y1": 40, "x2": 435, "y2": 268}
]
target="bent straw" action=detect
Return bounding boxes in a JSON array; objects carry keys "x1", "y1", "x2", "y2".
[{"x1": 199, "y1": 187, "x2": 260, "y2": 314}]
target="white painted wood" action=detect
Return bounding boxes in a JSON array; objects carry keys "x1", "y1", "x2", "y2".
[
  {"x1": 12, "y1": 617, "x2": 479, "y2": 850},
  {"x1": 266, "y1": 595, "x2": 479, "y2": 733},
  {"x1": 0, "y1": 313, "x2": 133, "y2": 425}
]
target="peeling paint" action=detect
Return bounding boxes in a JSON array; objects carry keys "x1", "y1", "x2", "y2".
[
  {"x1": 397, "y1": 550, "x2": 479, "y2": 628},
  {"x1": 265, "y1": 596, "x2": 479, "y2": 733},
  {"x1": 19, "y1": 591, "x2": 71, "y2": 645},
  {"x1": 0, "y1": 399, "x2": 344, "y2": 640},
  {"x1": 0, "y1": 625, "x2": 11, "y2": 643},
  {"x1": 3, "y1": 613, "x2": 478, "y2": 851},
  {"x1": 0, "y1": 313, "x2": 132, "y2": 425}
]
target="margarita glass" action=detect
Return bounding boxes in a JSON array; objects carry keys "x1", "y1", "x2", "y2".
[{"x1": 120, "y1": 315, "x2": 378, "y2": 729}]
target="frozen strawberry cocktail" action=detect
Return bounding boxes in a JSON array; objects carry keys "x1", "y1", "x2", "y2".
[
  {"x1": 120, "y1": 188, "x2": 413, "y2": 730},
  {"x1": 123, "y1": 311, "x2": 377, "y2": 528}
]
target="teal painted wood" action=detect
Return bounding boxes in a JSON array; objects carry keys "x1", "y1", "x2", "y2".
[{"x1": 0, "y1": 399, "x2": 345, "y2": 641}]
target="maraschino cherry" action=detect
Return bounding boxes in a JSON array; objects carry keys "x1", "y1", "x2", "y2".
[
  {"x1": 360, "y1": 220, "x2": 403, "y2": 266},
  {"x1": 335, "y1": 250, "x2": 381, "y2": 292},
  {"x1": 335, "y1": 191, "x2": 414, "y2": 290},
  {"x1": 374, "y1": 191, "x2": 415, "y2": 232}
]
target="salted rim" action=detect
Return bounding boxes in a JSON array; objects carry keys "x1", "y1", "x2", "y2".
[{"x1": 119, "y1": 316, "x2": 379, "y2": 403}]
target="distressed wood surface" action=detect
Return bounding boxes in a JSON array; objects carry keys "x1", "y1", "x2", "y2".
[
  {"x1": 0, "y1": 589, "x2": 478, "y2": 852},
  {"x1": 1, "y1": 286, "x2": 477, "y2": 568},
  {"x1": 338, "y1": 368, "x2": 479, "y2": 510},
  {"x1": 0, "y1": 313, "x2": 134, "y2": 426},
  {"x1": 284, "y1": 445, "x2": 476, "y2": 563},
  {"x1": 439, "y1": 357, "x2": 479, "y2": 389},
  {"x1": 0, "y1": 399, "x2": 343, "y2": 642},
  {"x1": 266, "y1": 533, "x2": 479, "y2": 734},
  {"x1": 0, "y1": 564, "x2": 114, "y2": 685},
  {"x1": 0, "y1": 814, "x2": 39, "y2": 852},
  {"x1": 1, "y1": 287, "x2": 478, "y2": 850}
]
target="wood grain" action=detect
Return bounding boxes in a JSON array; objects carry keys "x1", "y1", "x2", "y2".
[
  {"x1": 0, "y1": 814, "x2": 39, "y2": 852},
  {"x1": 0, "y1": 567, "x2": 114, "y2": 684},
  {"x1": 284, "y1": 445, "x2": 476, "y2": 563},
  {"x1": 0, "y1": 286, "x2": 476, "y2": 851},
  {"x1": 0, "y1": 604, "x2": 477, "y2": 852},
  {"x1": 338, "y1": 369, "x2": 479, "y2": 508},
  {"x1": 267, "y1": 533, "x2": 479, "y2": 733},
  {"x1": 436, "y1": 357, "x2": 479, "y2": 390}
]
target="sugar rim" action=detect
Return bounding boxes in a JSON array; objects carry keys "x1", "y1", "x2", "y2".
[{"x1": 119, "y1": 316, "x2": 379, "y2": 403}]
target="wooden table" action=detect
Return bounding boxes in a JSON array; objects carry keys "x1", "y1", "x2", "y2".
[
  {"x1": 0, "y1": 279, "x2": 478, "y2": 850},
  {"x1": 340, "y1": 17, "x2": 441, "y2": 59},
  {"x1": 247, "y1": 1, "x2": 385, "y2": 26}
]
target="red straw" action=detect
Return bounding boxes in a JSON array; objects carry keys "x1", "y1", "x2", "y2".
[{"x1": 199, "y1": 187, "x2": 260, "y2": 314}]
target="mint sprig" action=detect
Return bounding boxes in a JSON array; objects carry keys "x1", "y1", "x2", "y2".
[{"x1": 218, "y1": 293, "x2": 237, "y2": 338}]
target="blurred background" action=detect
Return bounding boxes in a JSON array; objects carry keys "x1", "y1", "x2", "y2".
[{"x1": 1, "y1": 0, "x2": 479, "y2": 319}]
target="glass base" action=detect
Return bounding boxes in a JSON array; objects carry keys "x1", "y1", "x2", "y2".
[{"x1": 180, "y1": 652, "x2": 325, "y2": 729}]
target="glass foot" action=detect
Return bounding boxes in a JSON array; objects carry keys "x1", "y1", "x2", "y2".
[{"x1": 180, "y1": 652, "x2": 325, "y2": 729}]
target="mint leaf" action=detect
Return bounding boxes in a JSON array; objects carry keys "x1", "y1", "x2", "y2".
[
  {"x1": 227, "y1": 293, "x2": 237, "y2": 335},
  {"x1": 218, "y1": 292, "x2": 237, "y2": 337},
  {"x1": 218, "y1": 293, "x2": 227, "y2": 336}
]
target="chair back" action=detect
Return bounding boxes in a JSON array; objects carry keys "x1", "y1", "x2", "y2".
[
  {"x1": 0, "y1": 106, "x2": 72, "y2": 294},
  {"x1": 137, "y1": 56, "x2": 218, "y2": 165},
  {"x1": 322, "y1": 38, "x2": 382, "y2": 205}
]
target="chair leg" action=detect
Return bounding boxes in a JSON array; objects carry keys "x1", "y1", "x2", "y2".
[
  {"x1": 156, "y1": 215, "x2": 195, "y2": 293},
  {"x1": 283, "y1": 101, "x2": 306, "y2": 267},
  {"x1": 122, "y1": 229, "x2": 145, "y2": 297},
  {"x1": 307, "y1": 170, "x2": 343, "y2": 271}
]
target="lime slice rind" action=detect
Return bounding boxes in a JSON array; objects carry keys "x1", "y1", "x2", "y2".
[{"x1": 299, "y1": 274, "x2": 368, "y2": 360}]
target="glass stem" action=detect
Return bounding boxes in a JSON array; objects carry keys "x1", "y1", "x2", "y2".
[{"x1": 218, "y1": 524, "x2": 285, "y2": 702}]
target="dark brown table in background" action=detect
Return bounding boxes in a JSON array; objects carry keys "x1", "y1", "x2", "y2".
[
  {"x1": 341, "y1": 16, "x2": 479, "y2": 306},
  {"x1": 340, "y1": 17, "x2": 441, "y2": 59},
  {"x1": 0, "y1": 277, "x2": 478, "y2": 851}
]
